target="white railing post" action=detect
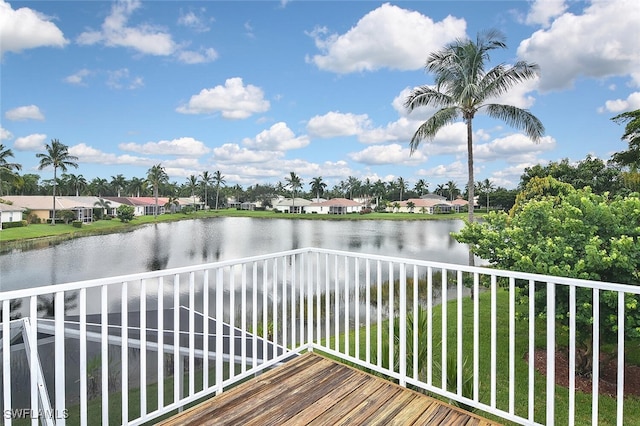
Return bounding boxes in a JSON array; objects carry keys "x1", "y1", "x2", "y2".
[
  {"x1": 617, "y1": 292, "x2": 625, "y2": 425},
  {"x1": 215, "y1": 268, "x2": 224, "y2": 395},
  {"x1": 2, "y1": 301, "x2": 11, "y2": 426},
  {"x1": 546, "y1": 281, "x2": 556, "y2": 425},
  {"x1": 54, "y1": 291, "x2": 66, "y2": 426},
  {"x1": 398, "y1": 263, "x2": 407, "y2": 387}
]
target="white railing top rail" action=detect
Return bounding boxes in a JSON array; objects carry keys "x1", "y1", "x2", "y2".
[{"x1": 2, "y1": 247, "x2": 638, "y2": 301}]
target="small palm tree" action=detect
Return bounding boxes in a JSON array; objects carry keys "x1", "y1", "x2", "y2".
[
  {"x1": 94, "y1": 198, "x2": 112, "y2": 219},
  {"x1": 0, "y1": 143, "x2": 22, "y2": 196},
  {"x1": 212, "y1": 170, "x2": 226, "y2": 210},
  {"x1": 405, "y1": 29, "x2": 544, "y2": 224},
  {"x1": 414, "y1": 178, "x2": 428, "y2": 196},
  {"x1": 147, "y1": 164, "x2": 168, "y2": 218},
  {"x1": 396, "y1": 176, "x2": 407, "y2": 201},
  {"x1": 284, "y1": 172, "x2": 302, "y2": 213},
  {"x1": 110, "y1": 174, "x2": 127, "y2": 197},
  {"x1": 36, "y1": 139, "x2": 79, "y2": 225}
]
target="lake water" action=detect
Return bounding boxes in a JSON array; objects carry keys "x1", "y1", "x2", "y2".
[{"x1": 0, "y1": 217, "x2": 470, "y2": 291}]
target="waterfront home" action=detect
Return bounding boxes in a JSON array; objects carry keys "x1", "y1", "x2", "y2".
[
  {"x1": 273, "y1": 197, "x2": 312, "y2": 213},
  {"x1": 1, "y1": 195, "x2": 107, "y2": 223},
  {"x1": 306, "y1": 197, "x2": 363, "y2": 214},
  {"x1": 0, "y1": 202, "x2": 25, "y2": 228}
]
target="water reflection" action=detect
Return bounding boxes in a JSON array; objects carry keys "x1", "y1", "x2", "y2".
[{"x1": 0, "y1": 217, "x2": 470, "y2": 291}]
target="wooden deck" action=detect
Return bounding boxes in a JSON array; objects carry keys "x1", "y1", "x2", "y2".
[{"x1": 159, "y1": 352, "x2": 501, "y2": 426}]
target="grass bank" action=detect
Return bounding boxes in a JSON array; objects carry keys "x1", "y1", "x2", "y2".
[{"x1": 0, "y1": 208, "x2": 477, "y2": 248}]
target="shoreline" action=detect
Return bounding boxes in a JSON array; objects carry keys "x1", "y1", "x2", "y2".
[{"x1": 0, "y1": 209, "x2": 474, "y2": 254}]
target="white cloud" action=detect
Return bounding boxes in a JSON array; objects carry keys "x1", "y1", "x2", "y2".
[
  {"x1": 0, "y1": 0, "x2": 68, "y2": 57},
  {"x1": 77, "y1": 0, "x2": 177, "y2": 56},
  {"x1": 213, "y1": 143, "x2": 282, "y2": 164},
  {"x1": 524, "y1": 0, "x2": 567, "y2": 27},
  {"x1": 0, "y1": 127, "x2": 13, "y2": 140},
  {"x1": 64, "y1": 69, "x2": 93, "y2": 86},
  {"x1": 118, "y1": 137, "x2": 211, "y2": 157},
  {"x1": 417, "y1": 161, "x2": 467, "y2": 183},
  {"x1": 243, "y1": 122, "x2": 309, "y2": 151},
  {"x1": 5, "y1": 105, "x2": 45, "y2": 121},
  {"x1": 348, "y1": 143, "x2": 426, "y2": 165},
  {"x1": 178, "y1": 9, "x2": 211, "y2": 33},
  {"x1": 106, "y1": 68, "x2": 144, "y2": 89},
  {"x1": 474, "y1": 134, "x2": 557, "y2": 163},
  {"x1": 14, "y1": 134, "x2": 47, "y2": 151},
  {"x1": 307, "y1": 3, "x2": 466, "y2": 73},
  {"x1": 599, "y1": 92, "x2": 640, "y2": 113},
  {"x1": 517, "y1": 0, "x2": 640, "y2": 91},
  {"x1": 307, "y1": 112, "x2": 371, "y2": 138},
  {"x1": 69, "y1": 143, "x2": 150, "y2": 166},
  {"x1": 176, "y1": 77, "x2": 270, "y2": 119},
  {"x1": 177, "y1": 47, "x2": 218, "y2": 64}
]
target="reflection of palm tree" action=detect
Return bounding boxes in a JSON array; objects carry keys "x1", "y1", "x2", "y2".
[
  {"x1": 36, "y1": 139, "x2": 79, "y2": 225},
  {"x1": 406, "y1": 29, "x2": 544, "y2": 224},
  {"x1": 38, "y1": 292, "x2": 78, "y2": 317}
]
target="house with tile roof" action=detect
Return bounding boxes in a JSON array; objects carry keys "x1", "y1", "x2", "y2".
[{"x1": 306, "y1": 198, "x2": 363, "y2": 215}]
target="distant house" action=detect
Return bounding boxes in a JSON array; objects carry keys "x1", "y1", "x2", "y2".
[
  {"x1": 396, "y1": 196, "x2": 455, "y2": 214},
  {"x1": 0, "y1": 202, "x2": 25, "y2": 229},
  {"x1": 2, "y1": 195, "x2": 99, "y2": 223},
  {"x1": 273, "y1": 198, "x2": 312, "y2": 214},
  {"x1": 104, "y1": 197, "x2": 147, "y2": 216},
  {"x1": 306, "y1": 198, "x2": 363, "y2": 215}
]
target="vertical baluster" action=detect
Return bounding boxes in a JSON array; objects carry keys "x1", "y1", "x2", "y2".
[
  {"x1": 2, "y1": 300, "x2": 11, "y2": 426},
  {"x1": 569, "y1": 285, "x2": 576, "y2": 425},
  {"x1": 490, "y1": 275, "x2": 497, "y2": 408},
  {"x1": 202, "y1": 271, "x2": 209, "y2": 390},
  {"x1": 121, "y1": 283, "x2": 128, "y2": 424},
  {"x1": 344, "y1": 256, "x2": 349, "y2": 357},
  {"x1": 456, "y1": 271, "x2": 463, "y2": 397},
  {"x1": 592, "y1": 288, "x2": 600, "y2": 424},
  {"x1": 546, "y1": 281, "x2": 556, "y2": 425},
  {"x1": 528, "y1": 279, "x2": 535, "y2": 422},
  {"x1": 215, "y1": 268, "x2": 224, "y2": 395},
  {"x1": 413, "y1": 265, "x2": 418, "y2": 381},
  {"x1": 389, "y1": 262, "x2": 394, "y2": 372},
  {"x1": 100, "y1": 287, "x2": 108, "y2": 426},
  {"x1": 509, "y1": 277, "x2": 515, "y2": 415},
  {"x1": 441, "y1": 268, "x2": 447, "y2": 391},
  {"x1": 173, "y1": 275, "x2": 180, "y2": 406},
  {"x1": 140, "y1": 279, "x2": 147, "y2": 418},
  {"x1": 157, "y1": 277, "x2": 164, "y2": 410},
  {"x1": 473, "y1": 273, "x2": 479, "y2": 404},
  {"x1": 427, "y1": 266, "x2": 433, "y2": 386},
  {"x1": 398, "y1": 263, "x2": 406, "y2": 387},
  {"x1": 188, "y1": 272, "x2": 195, "y2": 396},
  {"x1": 365, "y1": 259, "x2": 371, "y2": 365},
  {"x1": 616, "y1": 292, "x2": 625, "y2": 425}
]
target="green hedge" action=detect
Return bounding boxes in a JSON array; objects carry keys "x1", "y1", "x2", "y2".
[
  {"x1": 2, "y1": 220, "x2": 27, "y2": 229},
  {"x1": 72, "y1": 221, "x2": 83, "y2": 228}
]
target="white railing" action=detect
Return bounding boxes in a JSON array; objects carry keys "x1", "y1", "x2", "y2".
[{"x1": 1, "y1": 248, "x2": 638, "y2": 425}]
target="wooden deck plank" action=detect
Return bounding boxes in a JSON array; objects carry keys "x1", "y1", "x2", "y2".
[{"x1": 157, "y1": 352, "x2": 502, "y2": 426}]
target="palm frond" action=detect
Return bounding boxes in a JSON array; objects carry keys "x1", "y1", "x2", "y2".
[
  {"x1": 485, "y1": 104, "x2": 545, "y2": 142},
  {"x1": 409, "y1": 107, "x2": 460, "y2": 153},
  {"x1": 404, "y1": 85, "x2": 453, "y2": 111}
]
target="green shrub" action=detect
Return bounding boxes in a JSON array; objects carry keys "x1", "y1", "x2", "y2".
[
  {"x1": 2, "y1": 220, "x2": 27, "y2": 229},
  {"x1": 72, "y1": 221, "x2": 82, "y2": 228},
  {"x1": 116, "y1": 205, "x2": 135, "y2": 222}
]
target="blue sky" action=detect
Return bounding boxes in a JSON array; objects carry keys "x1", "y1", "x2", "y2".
[{"x1": 1, "y1": 0, "x2": 639, "y2": 191}]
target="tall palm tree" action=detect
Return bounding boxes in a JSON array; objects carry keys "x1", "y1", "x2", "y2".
[
  {"x1": 414, "y1": 179, "x2": 429, "y2": 196},
  {"x1": 199, "y1": 171, "x2": 213, "y2": 209},
  {"x1": 212, "y1": 170, "x2": 226, "y2": 210},
  {"x1": 284, "y1": 172, "x2": 302, "y2": 213},
  {"x1": 478, "y1": 178, "x2": 496, "y2": 212},
  {"x1": 446, "y1": 180, "x2": 459, "y2": 201},
  {"x1": 89, "y1": 177, "x2": 109, "y2": 197},
  {"x1": 310, "y1": 176, "x2": 327, "y2": 201},
  {"x1": 435, "y1": 183, "x2": 445, "y2": 197},
  {"x1": 405, "y1": 29, "x2": 544, "y2": 224},
  {"x1": 36, "y1": 139, "x2": 79, "y2": 225},
  {"x1": 147, "y1": 164, "x2": 168, "y2": 218},
  {"x1": 127, "y1": 176, "x2": 147, "y2": 197},
  {"x1": 67, "y1": 173, "x2": 87, "y2": 196},
  {"x1": 186, "y1": 175, "x2": 199, "y2": 206},
  {"x1": 110, "y1": 174, "x2": 127, "y2": 197},
  {"x1": 0, "y1": 143, "x2": 22, "y2": 196},
  {"x1": 346, "y1": 176, "x2": 360, "y2": 200},
  {"x1": 396, "y1": 177, "x2": 407, "y2": 201}
]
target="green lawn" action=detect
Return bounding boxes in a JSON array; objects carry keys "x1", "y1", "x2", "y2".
[{"x1": 320, "y1": 289, "x2": 640, "y2": 426}]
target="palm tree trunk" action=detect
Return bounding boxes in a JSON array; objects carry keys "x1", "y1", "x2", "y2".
[
  {"x1": 154, "y1": 186, "x2": 158, "y2": 218},
  {"x1": 466, "y1": 118, "x2": 475, "y2": 268},
  {"x1": 51, "y1": 166, "x2": 57, "y2": 225}
]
